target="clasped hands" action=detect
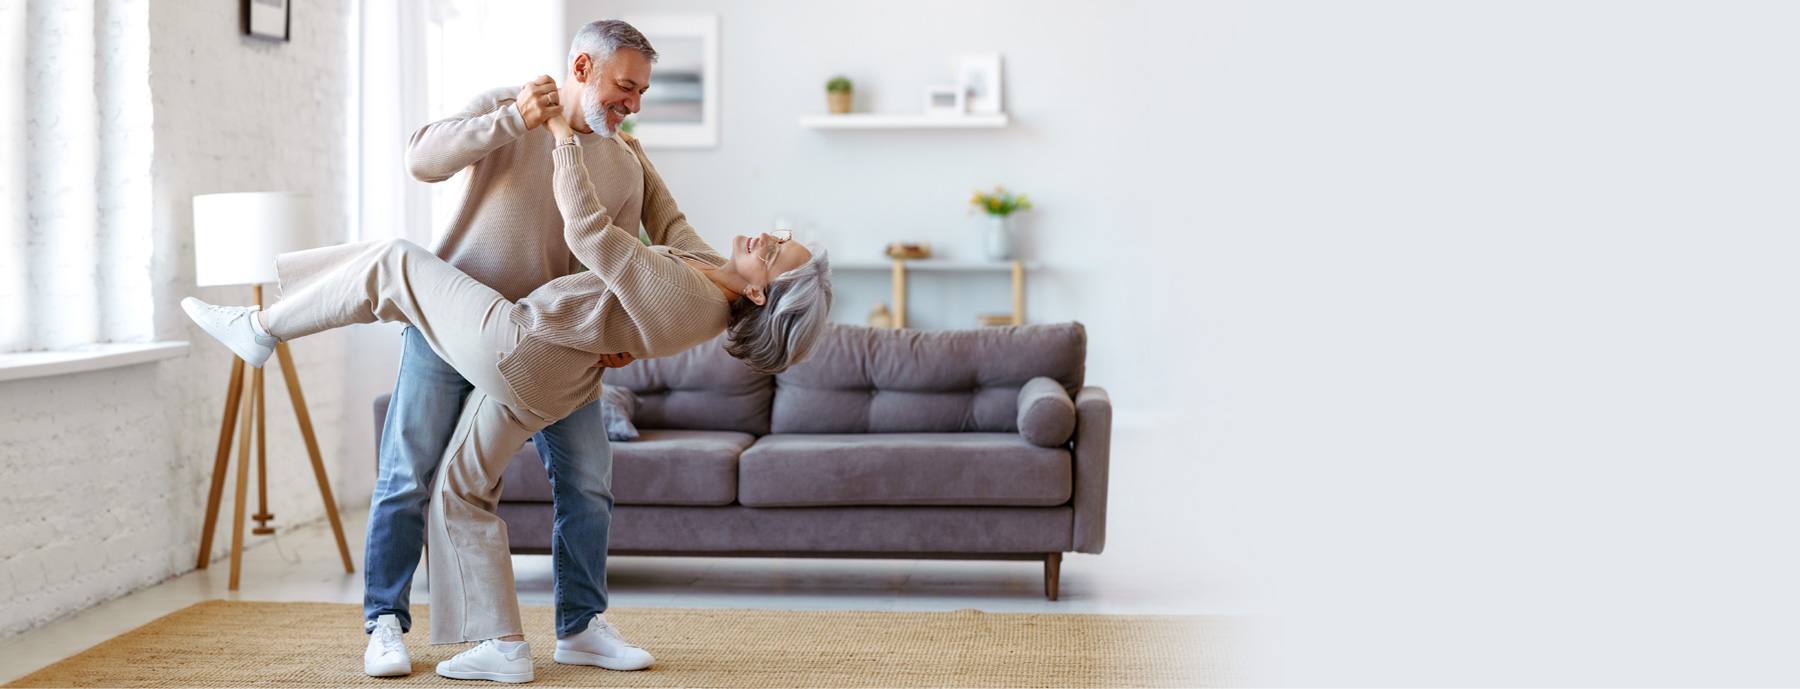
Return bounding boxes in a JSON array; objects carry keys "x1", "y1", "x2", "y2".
[{"x1": 517, "y1": 75, "x2": 576, "y2": 139}]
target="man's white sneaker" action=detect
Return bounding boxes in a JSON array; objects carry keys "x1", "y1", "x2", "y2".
[
  {"x1": 554, "y1": 614, "x2": 654, "y2": 671},
  {"x1": 181, "y1": 297, "x2": 277, "y2": 368},
  {"x1": 363, "y1": 614, "x2": 411, "y2": 677},
  {"x1": 435, "y1": 639, "x2": 534, "y2": 683}
]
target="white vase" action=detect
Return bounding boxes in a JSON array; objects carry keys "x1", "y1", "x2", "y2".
[{"x1": 984, "y1": 214, "x2": 1013, "y2": 261}]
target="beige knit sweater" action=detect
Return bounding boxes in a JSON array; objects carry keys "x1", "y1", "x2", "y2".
[
  {"x1": 498, "y1": 141, "x2": 733, "y2": 420},
  {"x1": 406, "y1": 86, "x2": 724, "y2": 301}
]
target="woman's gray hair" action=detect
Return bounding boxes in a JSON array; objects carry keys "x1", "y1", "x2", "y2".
[
  {"x1": 568, "y1": 19, "x2": 658, "y2": 70},
  {"x1": 724, "y1": 243, "x2": 834, "y2": 375}
]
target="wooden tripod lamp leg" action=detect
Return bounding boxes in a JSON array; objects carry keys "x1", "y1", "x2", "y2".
[
  {"x1": 275, "y1": 342, "x2": 355, "y2": 573},
  {"x1": 251, "y1": 287, "x2": 274, "y2": 535},
  {"x1": 197, "y1": 358, "x2": 247, "y2": 570},
  {"x1": 252, "y1": 362, "x2": 274, "y2": 535},
  {"x1": 229, "y1": 369, "x2": 258, "y2": 590}
]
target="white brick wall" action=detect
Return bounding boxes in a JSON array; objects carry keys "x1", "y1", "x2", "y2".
[{"x1": 0, "y1": 0, "x2": 363, "y2": 639}]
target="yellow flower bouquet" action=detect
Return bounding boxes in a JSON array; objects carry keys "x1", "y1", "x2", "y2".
[{"x1": 969, "y1": 186, "x2": 1033, "y2": 217}]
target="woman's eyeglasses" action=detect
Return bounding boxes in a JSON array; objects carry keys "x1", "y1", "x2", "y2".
[{"x1": 759, "y1": 229, "x2": 793, "y2": 270}]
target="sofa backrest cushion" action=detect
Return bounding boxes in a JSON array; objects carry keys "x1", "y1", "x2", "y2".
[
  {"x1": 606, "y1": 333, "x2": 773, "y2": 435},
  {"x1": 771, "y1": 322, "x2": 1086, "y2": 434}
]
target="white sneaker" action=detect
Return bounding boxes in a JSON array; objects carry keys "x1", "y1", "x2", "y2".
[
  {"x1": 435, "y1": 639, "x2": 534, "y2": 683},
  {"x1": 363, "y1": 614, "x2": 411, "y2": 677},
  {"x1": 181, "y1": 297, "x2": 277, "y2": 368},
  {"x1": 554, "y1": 614, "x2": 654, "y2": 671}
]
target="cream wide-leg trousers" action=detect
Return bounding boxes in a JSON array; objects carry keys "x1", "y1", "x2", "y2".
[{"x1": 263, "y1": 238, "x2": 559, "y2": 644}]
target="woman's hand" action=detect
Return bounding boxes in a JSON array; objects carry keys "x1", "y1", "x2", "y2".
[{"x1": 547, "y1": 112, "x2": 575, "y2": 141}]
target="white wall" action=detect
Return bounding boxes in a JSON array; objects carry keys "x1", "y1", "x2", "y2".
[
  {"x1": 1193, "y1": 2, "x2": 1799, "y2": 685},
  {"x1": 572, "y1": 1, "x2": 1800, "y2": 684},
  {"x1": 0, "y1": 0, "x2": 365, "y2": 639}
]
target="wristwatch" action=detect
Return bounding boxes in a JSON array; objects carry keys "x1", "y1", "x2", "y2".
[{"x1": 556, "y1": 134, "x2": 580, "y2": 148}]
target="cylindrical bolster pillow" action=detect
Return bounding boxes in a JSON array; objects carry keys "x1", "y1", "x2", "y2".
[{"x1": 1016, "y1": 376, "x2": 1077, "y2": 447}]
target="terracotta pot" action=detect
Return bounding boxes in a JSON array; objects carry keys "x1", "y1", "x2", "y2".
[{"x1": 828, "y1": 90, "x2": 852, "y2": 114}]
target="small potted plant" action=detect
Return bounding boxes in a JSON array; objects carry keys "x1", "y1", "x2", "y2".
[
  {"x1": 826, "y1": 75, "x2": 853, "y2": 114},
  {"x1": 969, "y1": 186, "x2": 1032, "y2": 261}
]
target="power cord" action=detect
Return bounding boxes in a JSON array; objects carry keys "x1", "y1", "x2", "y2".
[{"x1": 268, "y1": 528, "x2": 304, "y2": 565}]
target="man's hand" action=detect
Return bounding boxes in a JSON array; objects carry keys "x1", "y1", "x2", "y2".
[
  {"x1": 516, "y1": 76, "x2": 561, "y2": 131},
  {"x1": 592, "y1": 352, "x2": 635, "y2": 369}
]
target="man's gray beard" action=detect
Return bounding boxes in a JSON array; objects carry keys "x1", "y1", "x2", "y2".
[{"x1": 582, "y1": 83, "x2": 617, "y2": 138}]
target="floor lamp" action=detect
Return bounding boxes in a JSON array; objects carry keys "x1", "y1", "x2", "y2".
[{"x1": 191, "y1": 192, "x2": 354, "y2": 590}]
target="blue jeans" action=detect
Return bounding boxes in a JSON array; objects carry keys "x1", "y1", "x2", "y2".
[{"x1": 364, "y1": 326, "x2": 614, "y2": 639}]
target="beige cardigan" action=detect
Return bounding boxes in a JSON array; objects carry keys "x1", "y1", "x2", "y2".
[{"x1": 497, "y1": 141, "x2": 733, "y2": 420}]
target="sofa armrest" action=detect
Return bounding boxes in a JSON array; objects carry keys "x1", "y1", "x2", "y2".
[{"x1": 1071, "y1": 386, "x2": 1111, "y2": 554}]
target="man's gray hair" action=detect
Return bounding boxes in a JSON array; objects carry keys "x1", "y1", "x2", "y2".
[
  {"x1": 723, "y1": 243, "x2": 834, "y2": 375},
  {"x1": 568, "y1": 19, "x2": 658, "y2": 70}
]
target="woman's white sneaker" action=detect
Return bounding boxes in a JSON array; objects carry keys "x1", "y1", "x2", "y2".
[
  {"x1": 363, "y1": 614, "x2": 411, "y2": 677},
  {"x1": 180, "y1": 297, "x2": 277, "y2": 368},
  {"x1": 436, "y1": 639, "x2": 534, "y2": 683},
  {"x1": 554, "y1": 614, "x2": 654, "y2": 671}
]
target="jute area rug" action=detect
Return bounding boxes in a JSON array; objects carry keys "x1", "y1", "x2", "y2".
[{"x1": 6, "y1": 600, "x2": 1248, "y2": 688}]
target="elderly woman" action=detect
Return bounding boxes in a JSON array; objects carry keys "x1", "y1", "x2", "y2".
[{"x1": 182, "y1": 112, "x2": 831, "y2": 676}]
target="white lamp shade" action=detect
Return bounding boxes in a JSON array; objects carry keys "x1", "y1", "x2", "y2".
[{"x1": 192, "y1": 192, "x2": 314, "y2": 287}]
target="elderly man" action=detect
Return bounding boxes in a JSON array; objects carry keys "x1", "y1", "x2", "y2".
[{"x1": 359, "y1": 20, "x2": 721, "y2": 683}]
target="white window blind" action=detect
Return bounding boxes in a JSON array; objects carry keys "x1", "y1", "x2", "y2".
[{"x1": 0, "y1": 0, "x2": 153, "y2": 354}]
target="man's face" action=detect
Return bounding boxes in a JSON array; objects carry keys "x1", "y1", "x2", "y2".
[{"x1": 579, "y1": 50, "x2": 652, "y2": 137}]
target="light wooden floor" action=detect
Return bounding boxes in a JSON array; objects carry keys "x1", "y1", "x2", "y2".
[{"x1": 0, "y1": 421, "x2": 1251, "y2": 683}]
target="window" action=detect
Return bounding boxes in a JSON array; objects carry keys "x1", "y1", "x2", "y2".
[
  {"x1": 0, "y1": 1, "x2": 153, "y2": 354},
  {"x1": 421, "y1": 0, "x2": 564, "y2": 240}
]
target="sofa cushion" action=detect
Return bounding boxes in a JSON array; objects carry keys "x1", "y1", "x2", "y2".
[
  {"x1": 605, "y1": 333, "x2": 773, "y2": 435},
  {"x1": 1016, "y1": 377, "x2": 1076, "y2": 447},
  {"x1": 771, "y1": 323, "x2": 1085, "y2": 434},
  {"x1": 737, "y1": 433, "x2": 1071, "y2": 507},
  {"x1": 499, "y1": 429, "x2": 753, "y2": 506},
  {"x1": 615, "y1": 429, "x2": 754, "y2": 506}
]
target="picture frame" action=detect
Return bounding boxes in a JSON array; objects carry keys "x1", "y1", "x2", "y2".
[
  {"x1": 958, "y1": 54, "x2": 1004, "y2": 114},
  {"x1": 923, "y1": 84, "x2": 965, "y2": 117},
  {"x1": 623, "y1": 13, "x2": 721, "y2": 149},
  {"x1": 242, "y1": 0, "x2": 290, "y2": 42}
]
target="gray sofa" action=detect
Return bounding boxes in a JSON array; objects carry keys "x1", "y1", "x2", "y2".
[{"x1": 373, "y1": 322, "x2": 1108, "y2": 599}]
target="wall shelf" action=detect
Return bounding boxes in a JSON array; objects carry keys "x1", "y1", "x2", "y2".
[
  {"x1": 799, "y1": 113, "x2": 1010, "y2": 129},
  {"x1": 836, "y1": 258, "x2": 1033, "y2": 329},
  {"x1": 836, "y1": 259, "x2": 1037, "y2": 272}
]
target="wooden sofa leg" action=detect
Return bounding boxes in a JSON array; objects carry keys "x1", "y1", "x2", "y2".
[{"x1": 1044, "y1": 552, "x2": 1062, "y2": 601}]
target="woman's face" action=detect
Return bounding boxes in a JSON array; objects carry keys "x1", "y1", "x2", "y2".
[{"x1": 731, "y1": 232, "x2": 813, "y2": 288}]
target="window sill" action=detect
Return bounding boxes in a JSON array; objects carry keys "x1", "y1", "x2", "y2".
[{"x1": 0, "y1": 342, "x2": 191, "y2": 383}]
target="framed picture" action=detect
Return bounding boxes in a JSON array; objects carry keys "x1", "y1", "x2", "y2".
[
  {"x1": 958, "y1": 54, "x2": 1004, "y2": 114},
  {"x1": 623, "y1": 13, "x2": 720, "y2": 149},
  {"x1": 242, "y1": 0, "x2": 290, "y2": 42},
  {"x1": 923, "y1": 84, "x2": 964, "y2": 117}
]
